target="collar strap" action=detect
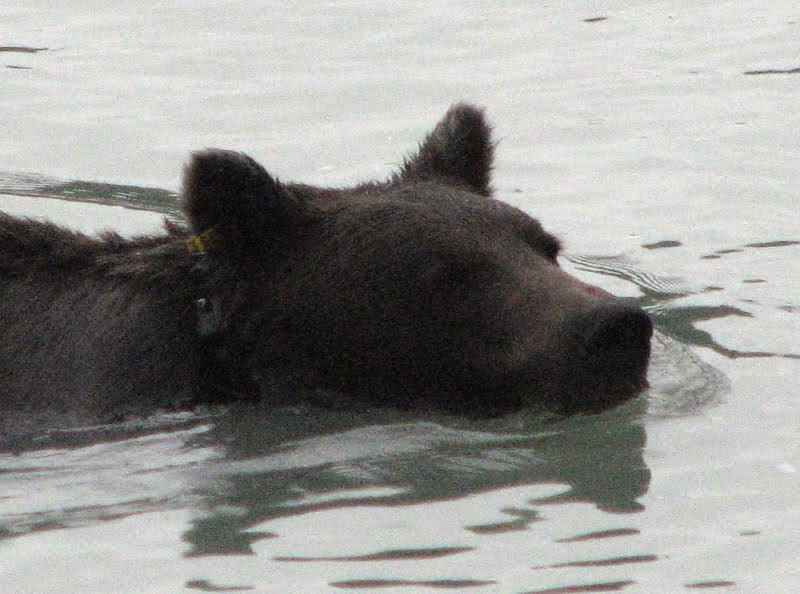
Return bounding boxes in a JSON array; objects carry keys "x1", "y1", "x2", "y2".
[
  {"x1": 186, "y1": 228, "x2": 259, "y2": 400},
  {"x1": 187, "y1": 227, "x2": 221, "y2": 338},
  {"x1": 186, "y1": 228, "x2": 216, "y2": 254}
]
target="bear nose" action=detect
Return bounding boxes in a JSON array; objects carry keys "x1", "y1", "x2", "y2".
[{"x1": 579, "y1": 303, "x2": 653, "y2": 361}]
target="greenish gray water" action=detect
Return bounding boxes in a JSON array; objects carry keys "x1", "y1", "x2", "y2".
[{"x1": 1, "y1": 1, "x2": 798, "y2": 592}]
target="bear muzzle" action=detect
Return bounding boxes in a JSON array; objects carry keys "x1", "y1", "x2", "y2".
[{"x1": 559, "y1": 302, "x2": 653, "y2": 412}]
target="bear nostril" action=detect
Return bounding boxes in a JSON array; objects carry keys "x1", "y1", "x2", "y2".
[{"x1": 581, "y1": 304, "x2": 653, "y2": 359}]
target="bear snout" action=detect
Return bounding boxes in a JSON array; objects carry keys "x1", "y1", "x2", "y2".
[
  {"x1": 558, "y1": 302, "x2": 653, "y2": 411},
  {"x1": 580, "y1": 303, "x2": 653, "y2": 360}
]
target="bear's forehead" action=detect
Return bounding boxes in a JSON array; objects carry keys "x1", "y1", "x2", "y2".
[
  {"x1": 342, "y1": 182, "x2": 537, "y2": 230},
  {"x1": 316, "y1": 181, "x2": 559, "y2": 261}
]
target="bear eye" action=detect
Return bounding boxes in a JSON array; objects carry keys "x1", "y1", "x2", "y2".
[
  {"x1": 519, "y1": 219, "x2": 561, "y2": 264},
  {"x1": 523, "y1": 230, "x2": 561, "y2": 264},
  {"x1": 538, "y1": 233, "x2": 562, "y2": 263}
]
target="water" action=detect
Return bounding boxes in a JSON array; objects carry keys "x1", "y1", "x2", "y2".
[{"x1": 1, "y1": 1, "x2": 798, "y2": 591}]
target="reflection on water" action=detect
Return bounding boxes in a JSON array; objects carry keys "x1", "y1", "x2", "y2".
[
  {"x1": 0, "y1": 47, "x2": 49, "y2": 53},
  {"x1": 179, "y1": 400, "x2": 649, "y2": 557},
  {"x1": 0, "y1": 400, "x2": 652, "y2": 556},
  {"x1": 570, "y1": 251, "x2": 800, "y2": 361},
  {"x1": 1, "y1": 46, "x2": 50, "y2": 71},
  {"x1": 642, "y1": 240, "x2": 682, "y2": 250},
  {"x1": 0, "y1": 171, "x2": 181, "y2": 220},
  {"x1": 744, "y1": 66, "x2": 800, "y2": 75}
]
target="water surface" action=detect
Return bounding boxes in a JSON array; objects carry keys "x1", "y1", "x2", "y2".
[{"x1": 2, "y1": 1, "x2": 799, "y2": 592}]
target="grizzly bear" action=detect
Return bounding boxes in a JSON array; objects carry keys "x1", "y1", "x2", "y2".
[{"x1": 0, "y1": 104, "x2": 651, "y2": 422}]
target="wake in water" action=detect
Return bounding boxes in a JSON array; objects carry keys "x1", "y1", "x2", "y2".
[{"x1": 567, "y1": 253, "x2": 729, "y2": 416}]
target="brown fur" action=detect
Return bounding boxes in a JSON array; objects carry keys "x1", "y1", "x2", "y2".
[{"x1": 0, "y1": 104, "x2": 651, "y2": 427}]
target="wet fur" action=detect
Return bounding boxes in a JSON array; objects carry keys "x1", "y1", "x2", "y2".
[{"x1": 0, "y1": 104, "x2": 650, "y2": 430}]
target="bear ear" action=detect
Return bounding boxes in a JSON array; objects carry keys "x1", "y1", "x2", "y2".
[
  {"x1": 182, "y1": 149, "x2": 306, "y2": 256},
  {"x1": 398, "y1": 102, "x2": 494, "y2": 196}
]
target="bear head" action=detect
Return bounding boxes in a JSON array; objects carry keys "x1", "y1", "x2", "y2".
[{"x1": 180, "y1": 104, "x2": 652, "y2": 416}]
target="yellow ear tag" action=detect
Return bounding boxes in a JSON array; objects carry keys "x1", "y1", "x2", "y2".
[{"x1": 186, "y1": 228, "x2": 215, "y2": 254}]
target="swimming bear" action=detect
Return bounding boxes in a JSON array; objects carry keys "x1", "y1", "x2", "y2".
[{"x1": 0, "y1": 104, "x2": 651, "y2": 422}]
